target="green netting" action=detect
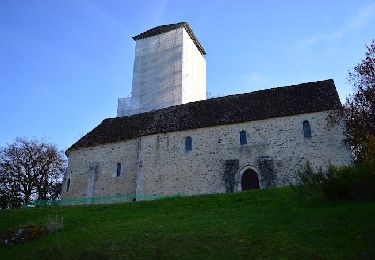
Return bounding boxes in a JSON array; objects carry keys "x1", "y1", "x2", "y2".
[{"x1": 24, "y1": 193, "x2": 185, "y2": 208}]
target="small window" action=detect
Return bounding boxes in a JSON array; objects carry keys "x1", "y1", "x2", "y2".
[
  {"x1": 303, "y1": 120, "x2": 311, "y2": 138},
  {"x1": 240, "y1": 130, "x2": 247, "y2": 145},
  {"x1": 66, "y1": 178, "x2": 70, "y2": 192},
  {"x1": 116, "y1": 163, "x2": 121, "y2": 177},
  {"x1": 185, "y1": 136, "x2": 192, "y2": 151}
]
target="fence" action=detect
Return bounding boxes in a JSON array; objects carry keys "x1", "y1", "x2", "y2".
[{"x1": 24, "y1": 193, "x2": 186, "y2": 208}]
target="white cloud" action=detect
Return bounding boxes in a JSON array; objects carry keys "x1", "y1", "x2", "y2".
[
  {"x1": 152, "y1": 0, "x2": 170, "y2": 25},
  {"x1": 296, "y1": 3, "x2": 375, "y2": 49},
  {"x1": 246, "y1": 72, "x2": 269, "y2": 85},
  {"x1": 296, "y1": 35, "x2": 324, "y2": 49},
  {"x1": 84, "y1": 0, "x2": 131, "y2": 33},
  {"x1": 239, "y1": 72, "x2": 278, "y2": 91},
  {"x1": 330, "y1": 3, "x2": 375, "y2": 41}
]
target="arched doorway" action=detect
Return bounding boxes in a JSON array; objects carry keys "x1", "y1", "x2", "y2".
[{"x1": 241, "y1": 169, "x2": 260, "y2": 190}]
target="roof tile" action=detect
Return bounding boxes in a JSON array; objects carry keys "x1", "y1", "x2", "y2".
[{"x1": 66, "y1": 79, "x2": 341, "y2": 155}]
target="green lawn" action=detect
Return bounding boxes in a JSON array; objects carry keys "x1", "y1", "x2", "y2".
[{"x1": 1, "y1": 188, "x2": 374, "y2": 259}]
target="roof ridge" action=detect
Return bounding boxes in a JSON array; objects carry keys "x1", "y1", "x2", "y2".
[
  {"x1": 66, "y1": 79, "x2": 340, "y2": 155},
  {"x1": 132, "y1": 22, "x2": 206, "y2": 55},
  {"x1": 116, "y1": 79, "x2": 335, "y2": 120}
]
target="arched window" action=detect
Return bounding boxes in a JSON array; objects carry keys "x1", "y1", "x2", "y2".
[
  {"x1": 303, "y1": 120, "x2": 311, "y2": 138},
  {"x1": 240, "y1": 130, "x2": 247, "y2": 145},
  {"x1": 185, "y1": 136, "x2": 192, "y2": 151},
  {"x1": 116, "y1": 163, "x2": 121, "y2": 177},
  {"x1": 66, "y1": 178, "x2": 70, "y2": 192}
]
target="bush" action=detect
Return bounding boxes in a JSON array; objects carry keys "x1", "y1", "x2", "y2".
[
  {"x1": 292, "y1": 162, "x2": 326, "y2": 204},
  {"x1": 323, "y1": 163, "x2": 375, "y2": 201},
  {"x1": 293, "y1": 161, "x2": 375, "y2": 202}
]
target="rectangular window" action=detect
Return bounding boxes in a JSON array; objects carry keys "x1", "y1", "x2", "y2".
[
  {"x1": 185, "y1": 136, "x2": 192, "y2": 151},
  {"x1": 240, "y1": 130, "x2": 247, "y2": 145},
  {"x1": 66, "y1": 178, "x2": 70, "y2": 192},
  {"x1": 116, "y1": 163, "x2": 121, "y2": 177},
  {"x1": 303, "y1": 121, "x2": 312, "y2": 138}
]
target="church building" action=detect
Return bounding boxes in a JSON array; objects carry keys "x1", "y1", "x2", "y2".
[{"x1": 61, "y1": 22, "x2": 352, "y2": 202}]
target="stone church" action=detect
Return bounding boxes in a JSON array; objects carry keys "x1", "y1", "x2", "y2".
[{"x1": 61, "y1": 22, "x2": 352, "y2": 201}]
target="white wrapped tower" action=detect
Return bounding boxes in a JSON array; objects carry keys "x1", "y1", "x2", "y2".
[{"x1": 117, "y1": 22, "x2": 206, "y2": 116}]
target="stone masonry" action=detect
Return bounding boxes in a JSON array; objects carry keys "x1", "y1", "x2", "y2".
[
  {"x1": 62, "y1": 109, "x2": 352, "y2": 200},
  {"x1": 61, "y1": 23, "x2": 352, "y2": 202}
]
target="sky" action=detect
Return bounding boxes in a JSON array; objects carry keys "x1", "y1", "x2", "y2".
[{"x1": 0, "y1": 0, "x2": 374, "y2": 151}]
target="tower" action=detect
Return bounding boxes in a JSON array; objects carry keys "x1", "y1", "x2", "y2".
[{"x1": 117, "y1": 22, "x2": 206, "y2": 116}]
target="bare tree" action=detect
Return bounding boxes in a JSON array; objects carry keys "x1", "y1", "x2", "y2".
[
  {"x1": 0, "y1": 138, "x2": 66, "y2": 208},
  {"x1": 0, "y1": 172, "x2": 22, "y2": 209}
]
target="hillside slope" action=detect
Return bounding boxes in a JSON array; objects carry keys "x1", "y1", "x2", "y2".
[{"x1": 1, "y1": 188, "x2": 375, "y2": 259}]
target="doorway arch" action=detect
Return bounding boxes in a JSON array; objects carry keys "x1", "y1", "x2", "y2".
[{"x1": 241, "y1": 168, "x2": 260, "y2": 190}]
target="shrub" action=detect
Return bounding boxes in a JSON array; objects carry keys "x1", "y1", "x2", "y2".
[
  {"x1": 293, "y1": 161, "x2": 375, "y2": 202},
  {"x1": 292, "y1": 162, "x2": 325, "y2": 204},
  {"x1": 322, "y1": 163, "x2": 375, "y2": 201}
]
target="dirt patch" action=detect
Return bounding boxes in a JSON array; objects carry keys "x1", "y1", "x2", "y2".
[{"x1": 0, "y1": 224, "x2": 45, "y2": 245}]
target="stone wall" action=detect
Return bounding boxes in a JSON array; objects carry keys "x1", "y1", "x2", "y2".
[
  {"x1": 61, "y1": 110, "x2": 352, "y2": 200},
  {"x1": 62, "y1": 138, "x2": 139, "y2": 199}
]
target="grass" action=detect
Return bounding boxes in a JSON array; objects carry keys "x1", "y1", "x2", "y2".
[{"x1": 0, "y1": 187, "x2": 375, "y2": 259}]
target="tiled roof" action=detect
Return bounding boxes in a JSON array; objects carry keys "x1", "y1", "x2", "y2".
[
  {"x1": 67, "y1": 79, "x2": 341, "y2": 155},
  {"x1": 132, "y1": 22, "x2": 206, "y2": 55}
]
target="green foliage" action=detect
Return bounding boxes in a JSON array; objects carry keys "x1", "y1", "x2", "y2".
[
  {"x1": 291, "y1": 162, "x2": 325, "y2": 204},
  {"x1": 361, "y1": 134, "x2": 375, "y2": 164},
  {"x1": 323, "y1": 162, "x2": 375, "y2": 201},
  {"x1": 0, "y1": 188, "x2": 374, "y2": 258},
  {"x1": 345, "y1": 39, "x2": 375, "y2": 162},
  {"x1": 294, "y1": 161, "x2": 375, "y2": 202}
]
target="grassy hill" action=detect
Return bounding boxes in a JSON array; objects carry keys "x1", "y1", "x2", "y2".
[{"x1": 1, "y1": 188, "x2": 375, "y2": 259}]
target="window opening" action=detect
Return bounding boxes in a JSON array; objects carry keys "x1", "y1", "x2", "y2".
[
  {"x1": 116, "y1": 163, "x2": 121, "y2": 177},
  {"x1": 185, "y1": 136, "x2": 192, "y2": 151},
  {"x1": 66, "y1": 178, "x2": 70, "y2": 192},
  {"x1": 303, "y1": 120, "x2": 311, "y2": 138},
  {"x1": 240, "y1": 130, "x2": 247, "y2": 145}
]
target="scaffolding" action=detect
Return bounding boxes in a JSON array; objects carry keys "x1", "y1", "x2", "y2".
[
  {"x1": 117, "y1": 97, "x2": 141, "y2": 117},
  {"x1": 117, "y1": 25, "x2": 206, "y2": 117}
]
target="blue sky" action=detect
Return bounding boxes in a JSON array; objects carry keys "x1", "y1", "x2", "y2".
[{"x1": 0, "y1": 0, "x2": 374, "y2": 151}]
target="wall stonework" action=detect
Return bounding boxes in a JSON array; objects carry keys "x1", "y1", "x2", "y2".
[{"x1": 62, "y1": 110, "x2": 352, "y2": 200}]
